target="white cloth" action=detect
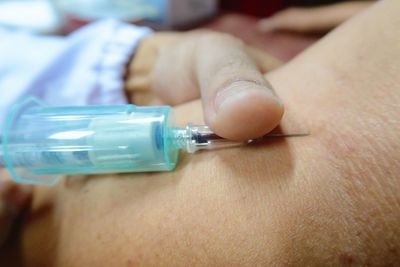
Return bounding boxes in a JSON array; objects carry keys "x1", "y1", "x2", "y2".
[{"x1": 0, "y1": 20, "x2": 152, "y2": 130}]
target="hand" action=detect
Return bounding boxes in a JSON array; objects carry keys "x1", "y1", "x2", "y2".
[
  {"x1": 125, "y1": 31, "x2": 284, "y2": 141},
  {"x1": 11, "y1": 1, "x2": 400, "y2": 265},
  {"x1": 258, "y1": 1, "x2": 373, "y2": 34},
  {"x1": 0, "y1": 171, "x2": 31, "y2": 248}
]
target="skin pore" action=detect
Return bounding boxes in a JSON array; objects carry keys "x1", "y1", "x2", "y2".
[{"x1": 1, "y1": 0, "x2": 399, "y2": 266}]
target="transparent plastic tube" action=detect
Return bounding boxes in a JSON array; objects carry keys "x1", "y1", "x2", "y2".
[{"x1": 1, "y1": 97, "x2": 179, "y2": 185}]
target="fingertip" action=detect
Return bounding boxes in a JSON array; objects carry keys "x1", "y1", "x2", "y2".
[
  {"x1": 257, "y1": 18, "x2": 277, "y2": 33},
  {"x1": 208, "y1": 83, "x2": 284, "y2": 141}
]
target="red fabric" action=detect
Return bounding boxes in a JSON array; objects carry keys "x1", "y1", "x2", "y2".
[
  {"x1": 220, "y1": 0, "x2": 285, "y2": 17},
  {"x1": 220, "y1": 0, "x2": 322, "y2": 17}
]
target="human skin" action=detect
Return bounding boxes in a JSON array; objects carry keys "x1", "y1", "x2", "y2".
[
  {"x1": 258, "y1": 1, "x2": 374, "y2": 34},
  {"x1": 2, "y1": 0, "x2": 400, "y2": 266},
  {"x1": 0, "y1": 171, "x2": 31, "y2": 247}
]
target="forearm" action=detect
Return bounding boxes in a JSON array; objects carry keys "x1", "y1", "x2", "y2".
[
  {"x1": 267, "y1": 0, "x2": 400, "y2": 263},
  {"x1": 5, "y1": 0, "x2": 400, "y2": 266}
]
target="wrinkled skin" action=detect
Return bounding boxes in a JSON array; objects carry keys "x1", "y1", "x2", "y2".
[{"x1": 1, "y1": 0, "x2": 399, "y2": 266}]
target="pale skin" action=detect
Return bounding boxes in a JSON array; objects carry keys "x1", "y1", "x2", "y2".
[{"x1": 1, "y1": 0, "x2": 400, "y2": 266}]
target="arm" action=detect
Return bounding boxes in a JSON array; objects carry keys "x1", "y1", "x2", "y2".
[
  {"x1": 5, "y1": 0, "x2": 400, "y2": 266},
  {"x1": 0, "y1": 20, "x2": 150, "y2": 250}
]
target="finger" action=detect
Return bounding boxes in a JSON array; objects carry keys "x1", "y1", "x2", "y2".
[
  {"x1": 125, "y1": 32, "x2": 183, "y2": 105},
  {"x1": 150, "y1": 32, "x2": 283, "y2": 140},
  {"x1": 194, "y1": 33, "x2": 283, "y2": 140},
  {"x1": 245, "y1": 46, "x2": 283, "y2": 73},
  {"x1": 258, "y1": 8, "x2": 320, "y2": 33},
  {"x1": 149, "y1": 32, "x2": 283, "y2": 102},
  {"x1": 150, "y1": 33, "x2": 200, "y2": 106},
  {"x1": 258, "y1": 1, "x2": 373, "y2": 34}
]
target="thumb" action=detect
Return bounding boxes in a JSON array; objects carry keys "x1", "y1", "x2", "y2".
[
  {"x1": 149, "y1": 31, "x2": 284, "y2": 140},
  {"x1": 194, "y1": 33, "x2": 284, "y2": 140}
]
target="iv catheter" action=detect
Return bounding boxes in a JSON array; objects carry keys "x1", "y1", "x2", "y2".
[{"x1": 0, "y1": 97, "x2": 306, "y2": 186}]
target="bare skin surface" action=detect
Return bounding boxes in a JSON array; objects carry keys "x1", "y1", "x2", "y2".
[{"x1": 1, "y1": 0, "x2": 399, "y2": 266}]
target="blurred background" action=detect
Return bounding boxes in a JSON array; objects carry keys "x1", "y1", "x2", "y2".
[
  {"x1": 0, "y1": 0, "x2": 347, "y2": 33},
  {"x1": 0, "y1": 0, "x2": 350, "y2": 60},
  {"x1": 0, "y1": 0, "x2": 218, "y2": 33}
]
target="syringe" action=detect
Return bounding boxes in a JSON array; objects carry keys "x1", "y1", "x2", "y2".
[{"x1": 0, "y1": 97, "x2": 306, "y2": 186}]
